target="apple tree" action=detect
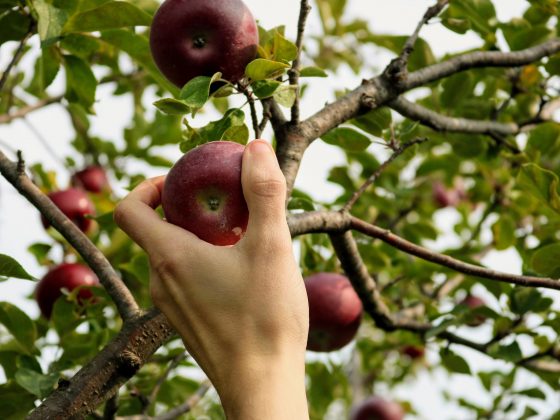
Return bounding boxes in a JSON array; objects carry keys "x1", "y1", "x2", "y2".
[{"x1": 0, "y1": 0, "x2": 559, "y2": 418}]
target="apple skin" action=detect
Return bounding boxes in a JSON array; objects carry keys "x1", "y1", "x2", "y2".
[
  {"x1": 162, "y1": 141, "x2": 248, "y2": 246},
  {"x1": 461, "y1": 294, "x2": 486, "y2": 327},
  {"x1": 401, "y1": 345, "x2": 425, "y2": 360},
  {"x1": 35, "y1": 263, "x2": 100, "y2": 319},
  {"x1": 304, "y1": 272, "x2": 363, "y2": 352},
  {"x1": 432, "y1": 181, "x2": 460, "y2": 208},
  {"x1": 71, "y1": 165, "x2": 110, "y2": 193},
  {"x1": 42, "y1": 188, "x2": 95, "y2": 233},
  {"x1": 150, "y1": 0, "x2": 259, "y2": 87},
  {"x1": 350, "y1": 396, "x2": 404, "y2": 420}
]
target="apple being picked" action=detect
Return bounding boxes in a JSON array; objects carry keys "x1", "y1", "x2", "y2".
[
  {"x1": 150, "y1": 0, "x2": 259, "y2": 87},
  {"x1": 350, "y1": 396, "x2": 404, "y2": 420},
  {"x1": 42, "y1": 188, "x2": 95, "y2": 233},
  {"x1": 162, "y1": 141, "x2": 248, "y2": 246},
  {"x1": 71, "y1": 165, "x2": 110, "y2": 193},
  {"x1": 35, "y1": 263, "x2": 100, "y2": 318},
  {"x1": 304, "y1": 272, "x2": 363, "y2": 352}
]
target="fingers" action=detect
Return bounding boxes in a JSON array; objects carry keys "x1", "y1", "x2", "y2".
[
  {"x1": 114, "y1": 176, "x2": 194, "y2": 254},
  {"x1": 241, "y1": 140, "x2": 289, "y2": 245}
]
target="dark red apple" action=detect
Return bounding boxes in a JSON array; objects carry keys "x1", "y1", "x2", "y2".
[
  {"x1": 71, "y1": 165, "x2": 110, "y2": 193},
  {"x1": 304, "y1": 272, "x2": 363, "y2": 352},
  {"x1": 162, "y1": 141, "x2": 248, "y2": 246},
  {"x1": 432, "y1": 181, "x2": 460, "y2": 208},
  {"x1": 42, "y1": 188, "x2": 95, "y2": 233},
  {"x1": 401, "y1": 345, "x2": 425, "y2": 360},
  {"x1": 460, "y1": 294, "x2": 486, "y2": 327},
  {"x1": 35, "y1": 263, "x2": 100, "y2": 319},
  {"x1": 150, "y1": 0, "x2": 259, "y2": 87},
  {"x1": 350, "y1": 396, "x2": 404, "y2": 420}
]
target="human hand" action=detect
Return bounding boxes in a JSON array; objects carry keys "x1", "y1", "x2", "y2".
[{"x1": 114, "y1": 140, "x2": 309, "y2": 419}]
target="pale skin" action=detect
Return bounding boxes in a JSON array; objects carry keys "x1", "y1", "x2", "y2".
[{"x1": 114, "y1": 140, "x2": 310, "y2": 419}]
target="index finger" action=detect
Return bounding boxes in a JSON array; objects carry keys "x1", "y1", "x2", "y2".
[{"x1": 114, "y1": 176, "x2": 189, "y2": 254}]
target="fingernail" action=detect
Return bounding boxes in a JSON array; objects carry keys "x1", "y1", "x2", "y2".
[{"x1": 248, "y1": 140, "x2": 272, "y2": 156}]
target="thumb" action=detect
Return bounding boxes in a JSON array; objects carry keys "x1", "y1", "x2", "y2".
[{"x1": 241, "y1": 140, "x2": 287, "y2": 238}]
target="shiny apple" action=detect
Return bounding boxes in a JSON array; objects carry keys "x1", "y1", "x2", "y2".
[{"x1": 42, "y1": 188, "x2": 95, "y2": 233}]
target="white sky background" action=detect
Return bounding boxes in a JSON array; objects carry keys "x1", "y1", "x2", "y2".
[{"x1": 0, "y1": 0, "x2": 558, "y2": 419}]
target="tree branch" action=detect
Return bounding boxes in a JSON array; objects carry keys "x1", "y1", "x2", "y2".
[
  {"x1": 343, "y1": 137, "x2": 427, "y2": 211},
  {"x1": 288, "y1": 0, "x2": 312, "y2": 123},
  {"x1": 389, "y1": 96, "x2": 521, "y2": 136},
  {"x1": 287, "y1": 211, "x2": 560, "y2": 291},
  {"x1": 0, "y1": 27, "x2": 33, "y2": 92},
  {"x1": 0, "y1": 149, "x2": 140, "y2": 320},
  {"x1": 0, "y1": 95, "x2": 64, "y2": 124}
]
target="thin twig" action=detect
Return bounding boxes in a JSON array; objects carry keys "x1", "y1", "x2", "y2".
[
  {"x1": 0, "y1": 149, "x2": 140, "y2": 320},
  {"x1": 289, "y1": 0, "x2": 312, "y2": 123},
  {"x1": 154, "y1": 380, "x2": 211, "y2": 420},
  {"x1": 0, "y1": 25, "x2": 33, "y2": 92},
  {"x1": 343, "y1": 137, "x2": 427, "y2": 211},
  {"x1": 144, "y1": 352, "x2": 187, "y2": 414},
  {"x1": 238, "y1": 82, "x2": 261, "y2": 138},
  {"x1": 0, "y1": 95, "x2": 64, "y2": 124}
]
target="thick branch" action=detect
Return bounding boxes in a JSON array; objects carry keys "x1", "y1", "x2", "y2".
[
  {"x1": 29, "y1": 310, "x2": 174, "y2": 419},
  {"x1": 0, "y1": 149, "x2": 140, "y2": 320},
  {"x1": 389, "y1": 96, "x2": 520, "y2": 136},
  {"x1": 288, "y1": 0, "x2": 312, "y2": 123}
]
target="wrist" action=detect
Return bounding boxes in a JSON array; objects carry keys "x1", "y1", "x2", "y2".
[{"x1": 217, "y1": 352, "x2": 308, "y2": 420}]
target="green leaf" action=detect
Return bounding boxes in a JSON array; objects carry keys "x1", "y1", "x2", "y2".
[
  {"x1": 181, "y1": 109, "x2": 247, "y2": 151},
  {"x1": 515, "y1": 387, "x2": 546, "y2": 400},
  {"x1": 531, "y1": 243, "x2": 560, "y2": 277},
  {"x1": 0, "y1": 0, "x2": 18, "y2": 13},
  {"x1": 0, "y1": 10, "x2": 31, "y2": 46},
  {"x1": 510, "y1": 288, "x2": 543, "y2": 314},
  {"x1": 273, "y1": 85, "x2": 297, "y2": 108},
  {"x1": 245, "y1": 58, "x2": 290, "y2": 81},
  {"x1": 0, "y1": 382, "x2": 37, "y2": 419},
  {"x1": 517, "y1": 163, "x2": 560, "y2": 215},
  {"x1": 179, "y1": 73, "x2": 221, "y2": 109},
  {"x1": 0, "y1": 254, "x2": 34, "y2": 280},
  {"x1": 120, "y1": 253, "x2": 150, "y2": 285},
  {"x1": 299, "y1": 66, "x2": 328, "y2": 78},
  {"x1": 251, "y1": 80, "x2": 281, "y2": 98},
  {"x1": 63, "y1": 1, "x2": 151, "y2": 33},
  {"x1": 491, "y1": 215, "x2": 516, "y2": 250},
  {"x1": 40, "y1": 46, "x2": 60, "y2": 90},
  {"x1": 100, "y1": 29, "x2": 178, "y2": 95},
  {"x1": 440, "y1": 350, "x2": 471, "y2": 374},
  {"x1": 441, "y1": 72, "x2": 475, "y2": 108},
  {"x1": 526, "y1": 122, "x2": 560, "y2": 159},
  {"x1": 153, "y1": 98, "x2": 191, "y2": 115},
  {"x1": 443, "y1": 0, "x2": 496, "y2": 38},
  {"x1": 0, "y1": 302, "x2": 37, "y2": 353},
  {"x1": 321, "y1": 127, "x2": 371, "y2": 152},
  {"x1": 273, "y1": 31, "x2": 298, "y2": 62},
  {"x1": 364, "y1": 35, "x2": 435, "y2": 71},
  {"x1": 64, "y1": 55, "x2": 97, "y2": 109},
  {"x1": 351, "y1": 107, "x2": 392, "y2": 137},
  {"x1": 488, "y1": 341, "x2": 523, "y2": 363},
  {"x1": 15, "y1": 368, "x2": 59, "y2": 398},
  {"x1": 33, "y1": 0, "x2": 70, "y2": 43}
]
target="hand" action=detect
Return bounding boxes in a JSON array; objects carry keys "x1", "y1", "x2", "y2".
[{"x1": 114, "y1": 140, "x2": 309, "y2": 420}]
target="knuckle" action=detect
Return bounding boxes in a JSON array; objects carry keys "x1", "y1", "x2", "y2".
[
  {"x1": 249, "y1": 178, "x2": 286, "y2": 199},
  {"x1": 150, "y1": 256, "x2": 177, "y2": 283},
  {"x1": 113, "y1": 200, "x2": 130, "y2": 229}
]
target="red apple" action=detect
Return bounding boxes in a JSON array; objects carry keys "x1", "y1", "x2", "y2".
[
  {"x1": 460, "y1": 294, "x2": 486, "y2": 327},
  {"x1": 401, "y1": 345, "x2": 425, "y2": 360},
  {"x1": 432, "y1": 181, "x2": 459, "y2": 208},
  {"x1": 35, "y1": 263, "x2": 100, "y2": 318},
  {"x1": 304, "y1": 272, "x2": 363, "y2": 352},
  {"x1": 162, "y1": 141, "x2": 248, "y2": 246},
  {"x1": 42, "y1": 188, "x2": 95, "y2": 233},
  {"x1": 71, "y1": 165, "x2": 110, "y2": 193},
  {"x1": 150, "y1": 0, "x2": 259, "y2": 87},
  {"x1": 350, "y1": 396, "x2": 404, "y2": 420}
]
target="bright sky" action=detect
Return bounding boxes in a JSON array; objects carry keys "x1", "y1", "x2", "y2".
[{"x1": 1, "y1": 1, "x2": 557, "y2": 419}]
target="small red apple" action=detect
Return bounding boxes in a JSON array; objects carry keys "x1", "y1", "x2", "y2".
[
  {"x1": 35, "y1": 263, "x2": 100, "y2": 318},
  {"x1": 350, "y1": 396, "x2": 404, "y2": 420},
  {"x1": 460, "y1": 294, "x2": 486, "y2": 327},
  {"x1": 401, "y1": 345, "x2": 425, "y2": 360},
  {"x1": 71, "y1": 165, "x2": 110, "y2": 193},
  {"x1": 432, "y1": 181, "x2": 460, "y2": 208},
  {"x1": 150, "y1": 0, "x2": 259, "y2": 87},
  {"x1": 304, "y1": 272, "x2": 363, "y2": 352},
  {"x1": 162, "y1": 141, "x2": 248, "y2": 246},
  {"x1": 42, "y1": 188, "x2": 95, "y2": 233}
]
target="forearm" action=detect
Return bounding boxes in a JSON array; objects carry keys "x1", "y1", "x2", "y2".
[{"x1": 218, "y1": 353, "x2": 309, "y2": 420}]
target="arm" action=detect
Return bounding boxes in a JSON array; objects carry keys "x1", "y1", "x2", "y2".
[{"x1": 114, "y1": 140, "x2": 309, "y2": 420}]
